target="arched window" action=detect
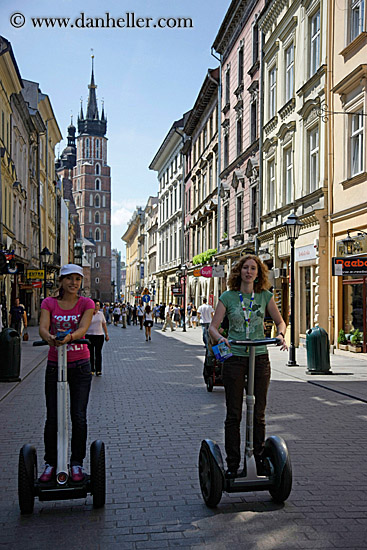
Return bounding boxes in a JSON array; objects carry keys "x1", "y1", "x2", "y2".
[
  {"x1": 95, "y1": 194, "x2": 100, "y2": 208},
  {"x1": 95, "y1": 178, "x2": 100, "y2": 190},
  {"x1": 89, "y1": 194, "x2": 93, "y2": 206},
  {"x1": 95, "y1": 228, "x2": 101, "y2": 241},
  {"x1": 95, "y1": 261, "x2": 100, "y2": 268},
  {"x1": 95, "y1": 211, "x2": 100, "y2": 224},
  {"x1": 86, "y1": 138, "x2": 90, "y2": 158},
  {"x1": 95, "y1": 164, "x2": 100, "y2": 175},
  {"x1": 95, "y1": 277, "x2": 100, "y2": 284}
]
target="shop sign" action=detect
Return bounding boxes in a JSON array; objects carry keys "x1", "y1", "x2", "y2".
[
  {"x1": 212, "y1": 265, "x2": 225, "y2": 277},
  {"x1": 193, "y1": 269, "x2": 201, "y2": 277},
  {"x1": 208, "y1": 294, "x2": 214, "y2": 307},
  {"x1": 295, "y1": 245, "x2": 317, "y2": 262},
  {"x1": 332, "y1": 256, "x2": 367, "y2": 276},
  {"x1": 201, "y1": 266, "x2": 212, "y2": 278},
  {"x1": 27, "y1": 269, "x2": 45, "y2": 279},
  {"x1": 20, "y1": 284, "x2": 33, "y2": 290},
  {"x1": 32, "y1": 281, "x2": 42, "y2": 288}
]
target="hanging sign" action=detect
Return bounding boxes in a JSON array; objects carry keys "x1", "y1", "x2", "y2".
[
  {"x1": 212, "y1": 265, "x2": 225, "y2": 277},
  {"x1": 193, "y1": 269, "x2": 201, "y2": 277},
  {"x1": 201, "y1": 266, "x2": 212, "y2": 278},
  {"x1": 27, "y1": 269, "x2": 45, "y2": 279},
  {"x1": 32, "y1": 281, "x2": 42, "y2": 288}
]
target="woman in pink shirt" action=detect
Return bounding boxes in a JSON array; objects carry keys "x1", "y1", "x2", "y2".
[{"x1": 38, "y1": 264, "x2": 95, "y2": 483}]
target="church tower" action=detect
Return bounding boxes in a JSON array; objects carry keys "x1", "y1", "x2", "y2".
[{"x1": 73, "y1": 56, "x2": 111, "y2": 301}]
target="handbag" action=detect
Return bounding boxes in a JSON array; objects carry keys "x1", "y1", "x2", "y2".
[{"x1": 23, "y1": 331, "x2": 29, "y2": 342}]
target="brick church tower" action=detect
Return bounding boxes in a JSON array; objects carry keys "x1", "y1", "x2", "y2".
[{"x1": 72, "y1": 57, "x2": 111, "y2": 301}]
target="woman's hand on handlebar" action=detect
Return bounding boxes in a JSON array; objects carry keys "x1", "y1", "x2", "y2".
[{"x1": 54, "y1": 331, "x2": 73, "y2": 347}]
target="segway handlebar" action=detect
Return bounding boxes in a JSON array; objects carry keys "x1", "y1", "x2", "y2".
[
  {"x1": 228, "y1": 337, "x2": 281, "y2": 347},
  {"x1": 33, "y1": 339, "x2": 91, "y2": 346}
]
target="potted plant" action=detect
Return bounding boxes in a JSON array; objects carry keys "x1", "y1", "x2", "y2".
[
  {"x1": 348, "y1": 329, "x2": 363, "y2": 352},
  {"x1": 337, "y1": 329, "x2": 348, "y2": 351}
]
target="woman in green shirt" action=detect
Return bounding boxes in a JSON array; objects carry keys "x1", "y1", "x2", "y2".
[{"x1": 209, "y1": 254, "x2": 287, "y2": 478}]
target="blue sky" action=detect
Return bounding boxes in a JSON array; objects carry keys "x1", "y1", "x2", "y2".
[{"x1": 1, "y1": 0, "x2": 230, "y2": 257}]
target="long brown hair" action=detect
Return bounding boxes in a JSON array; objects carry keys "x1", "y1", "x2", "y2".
[{"x1": 227, "y1": 254, "x2": 271, "y2": 292}]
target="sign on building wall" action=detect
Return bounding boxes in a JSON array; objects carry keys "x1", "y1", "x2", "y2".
[
  {"x1": 27, "y1": 269, "x2": 45, "y2": 279},
  {"x1": 295, "y1": 245, "x2": 317, "y2": 262},
  {"x1": 332, "y1": 256, "x2": 367, "y2": 276}
]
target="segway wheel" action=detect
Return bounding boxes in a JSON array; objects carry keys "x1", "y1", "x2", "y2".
[
  {"x1": 198, "y1": 442, "x2": 223, "y2": 508},
  {"x1": 91, "y1": 440, "x2": 106, "y2": 508},
  {"x1": 206, "y1": 377, "x2": 214, "y2": 392},
  {"x1": 269, "y1": 455, "x2": 292, "y2": 503},
  {"x1": 18, "y1": 444, "x2": 37, "y2": 515}
]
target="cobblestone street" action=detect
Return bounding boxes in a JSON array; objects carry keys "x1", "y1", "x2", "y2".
[{"x1": 1, "y1": 323, "x2": 367, "y2": 549}]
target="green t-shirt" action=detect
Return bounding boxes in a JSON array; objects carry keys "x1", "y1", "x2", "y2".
[{"x1": 219, "y1": 289, "x2": 273, "y2": 357}]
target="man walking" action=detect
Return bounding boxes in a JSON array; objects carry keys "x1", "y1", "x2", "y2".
[
  {"x1": 162, "y1": 303, "x2": 175, "y2": 332},
  {"x1": 197, "y1": 298, "x2": 214, "y2": 351},
  {"x1": 9, "y1": 297, "x2": 27, "y2": 336}
]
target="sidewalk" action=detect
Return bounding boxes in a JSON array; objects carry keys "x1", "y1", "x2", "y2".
[{"x1": 0, "y1": 325, "x2": 48, "y2": 402}]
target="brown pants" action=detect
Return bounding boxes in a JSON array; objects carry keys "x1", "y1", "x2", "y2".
[{"x1": 222, "y1": 354, "x2": 271, "y2": 470}]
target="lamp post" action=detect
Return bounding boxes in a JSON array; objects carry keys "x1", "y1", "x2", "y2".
[
  {"x1": 341, "y1": 231, "x2": 355, "y2": 255},
  {"x1": 40, "y1": 247, "x2": 52, "y2": 301},
  {"x1": 283, "y1": 213, "x2": 303, "y2": 366},
  {"x1": 176, "y1": 264, "x2": 188, "y2": 332}
]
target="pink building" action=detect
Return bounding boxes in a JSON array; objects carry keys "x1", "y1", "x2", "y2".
[{"x1": 212, "y1": 0, "x2": 264, "y2": 266}]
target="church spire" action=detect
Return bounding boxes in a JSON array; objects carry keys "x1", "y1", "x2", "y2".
[{"x1": 86, "y1": 53, "x2": 99, "y2": 120}]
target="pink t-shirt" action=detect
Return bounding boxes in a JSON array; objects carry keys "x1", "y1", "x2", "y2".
[{"x1": 41, "y1": 296, "x2": 95, "y2": 362}]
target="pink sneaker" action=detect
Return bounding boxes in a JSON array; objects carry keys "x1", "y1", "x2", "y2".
[
  {"x1": 71, "y1": 465, "x2": 85, "y2": 482},
  {"x1": 39, "y1": 464, "x2": 55, "y2": 483}
]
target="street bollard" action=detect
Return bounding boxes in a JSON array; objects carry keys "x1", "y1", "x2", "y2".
[{"x1": 0, "y1": 328, "x2": 21, "y2": 382}]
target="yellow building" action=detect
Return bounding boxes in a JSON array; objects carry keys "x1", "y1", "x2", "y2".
[
  {"x1": 328, "y1": 0, "x2": 367, "y2": 352},
  {"x1": 122, "y1": 207, "x2": 144, "y2": 304}
]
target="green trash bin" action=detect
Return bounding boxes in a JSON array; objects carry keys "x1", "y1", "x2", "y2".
[
  {"x1": 306, "y1": 326, "x2": 331, "y2": 374},
  {"x1": 0, "y1": 328, "x2": 21, "y2": 382}
]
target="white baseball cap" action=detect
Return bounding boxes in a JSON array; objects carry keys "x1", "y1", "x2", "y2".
[{"x1": 60, "y1": 264, "x2": 84, "y2": 277}]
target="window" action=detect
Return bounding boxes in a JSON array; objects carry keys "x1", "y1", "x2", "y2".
[
  {"x1": 202, "y1": 172, "x2": 207, "y2": 198},
  {"x1": 95, "y1": 212, "x2": 100, "y2": 224},
  {"x1": 351, "y1": 110, "x2": 364, "y2": 176},
  {"x1": 251, "y1": 186, "x2": 258, "y2": 228},
  {"x1": 208, "y1": 217, "x2": 213, "y2": 248},
  {"x1": 252, "y1": 24, "x2": 259, "y2": 65},
  {"x1": 95, "y1": 164, "x2": 100, "y2": 175},
  {"x1": 285, "y1": 44, "x2": 294, "y2": 102},
  {"x1": 86, "y1": 138, "x2": 90, "y2": 158},
  {"x1": 95, "y1": 178, "x2": 100, "y2": 190},
  {"x1": 225, "y1": 67, "x2": 230, "y2": 106},
  {"x1": 224, "y1": 133, "x2": 229, "y2": 168},
  {"x1": 238, "y1": 45, "x2": 244, "y2": 84},
  {"x1": 237, "y1": 119, "x2": 242, "y2": 157},
  {"x1": 223, "y1": 203, "x2": 229, "y2": 236},
  {"x1": 210, "y1": 115, "x2": 213, "y2": 139},
  {"x1": 250, "y1": 99, "x2": 258, "y2": 143},
  {"x1": 310, "y1": 10, "x2": 320, "y2": 76},
  {"x1": 269, "y1": 160, "x2": 275, "y2": 211},
  {"x1": 95, "y1": 278, "x2": 100, "y2": 284},
  {"x1": 95, "y1": 228, "x2": 101, "y2": 241},
  {"x1": 96, "y1": 139, "x2": 100, "y2": 158},
  {"x1": 95, "y1": 262, "x2": 100, "y2": 268},
  {"x1": 284, "y1": 148, "x2": 293, "y2": 204},
  {"x1": 236, "y1": 195, "x2": 243, "y2": 234},
  {"x1": 95, "y1": 195, "x2": 100, "y2": 208},
  {"x1": 350, "y1": 0, "x2": 365, "y2": 41},
  {"x1": 269, "y1": 67, "x2": 276, "y2": 119},
  {"x1": 309, "y1": 127, "x2": 319, "y2": 192},
  {"x1": 209, "y1": 163, "x2": 213, "y2": 193}
]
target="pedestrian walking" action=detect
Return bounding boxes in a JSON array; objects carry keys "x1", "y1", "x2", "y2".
[
  {"x1": 180, "y1": 304, "x2": 185, "y2": 327},
  {"x1": 120, "y1": 303, "x2": 127, "y2": 328},
  {"x1": 153, "y1": 304, "x2": 160, "y2": 324},
  {"x1": 38, "y1": 263, "x2": 95, "y2": 483},
  {"x1": 191, "y1": 304, "x2": 198, "y2": 328},
  {"x1": 132, "y1": 304, "x2": 138, "y2": 325},
  {"x1": 162, "y1": 303, "x2": 175, "y2": 332},
  {"x1": 127, "y1": 303, "x2": 132, "y2": 326},
  {"x1": 103, "y1": 302, "x2": 110, "y2": 325},
  {"x1": 9, "y1": 297, "x2": 27, "y2": 336},
  {"x1": 85, "y1": 299, "x2": 109, "y2": 376},
  {"x1": 197, "y1": 298, "x2": 214, "y2": 351},
  {"x1": 187, "y1": 302, "x2": 193, "y2": 328},
  {"x1": 209, "y1": 254, "x2": 288, "y2": 478},
  {"x1": 159, "y1": 303, "x2": 165, "y2": 324},
  {"x1": 173, "y1": 304, "x2": 181, "y2": 328},
  {"x1": 137, "y1": 302, "x2": 144, "y2": 330},
  {"x1": 112, "y1": 304, "x2": 121, "y2": 326},
  {"x1": 143, "y1": 304, "x2": 154, "y2": 341}
]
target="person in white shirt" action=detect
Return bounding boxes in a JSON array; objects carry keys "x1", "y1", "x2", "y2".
[
  {"x1": 85, "y1": 300, "x2": 109, "y2": 376},
  {"x1": 162, "y1": 303, "x2": 175, "y2": 332},
  {"x1": 113, "y1": 304, "x2": 121, "y2": 326},
  {"x1": 197, "y1": 298, "x2": 214, "y2": 351}
]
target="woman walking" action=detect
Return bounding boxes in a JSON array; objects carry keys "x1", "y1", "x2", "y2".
[
  {"x1": 38, "y1": 264, "x2": 95, "y2": 483},
  {"x1": 173, "y1": 304, "x2": 181, "y2": 328},
  {"x1": 137, "y1": 302, "x2": 144, "y2": 330},
  {"x1": 86, "y1": 300, "x2": 109, "y2": 376},
  {"x1": 191, "y1": 304, "x2": 198, "y2": 328},
  {"x1": 143, "y1": 304, "x2": 154, "y2": 341},
  {"x1": 209, "y1": 254, "x2": 287, "y2": 478}
]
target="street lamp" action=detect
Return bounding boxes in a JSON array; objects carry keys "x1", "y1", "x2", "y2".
[
  {"x1": 40, "y1": 246, "x2": 52, "y2": 301},
  {"x1": 341, "y1": 231, "x2": 355, "y2": 255},
  {"x1": 283, "y1": 213, "x2": 303, "y2": 367}
]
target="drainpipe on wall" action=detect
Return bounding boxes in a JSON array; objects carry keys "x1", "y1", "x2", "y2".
[{"x1": 211, "y1": 47, "x2": 222, "y2": 254}]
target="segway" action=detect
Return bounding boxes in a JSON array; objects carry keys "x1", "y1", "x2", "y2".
[
  {"x1": 198, "y1": 338, "x2": 292, "y2": 507},
  {"x1": 18, "y1": 334, "x2": 106, "y2": 514}
]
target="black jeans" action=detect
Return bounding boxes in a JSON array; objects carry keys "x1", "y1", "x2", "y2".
[
  {"x1": 86, "y1": 334, "x2": 104, "y2": 373},
  {"x1": 44, "y1": 360, "x2": 92, "y2": 467},
  {"x1": 222, "y1": 354, "x2": 271, "y2": 470}
]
